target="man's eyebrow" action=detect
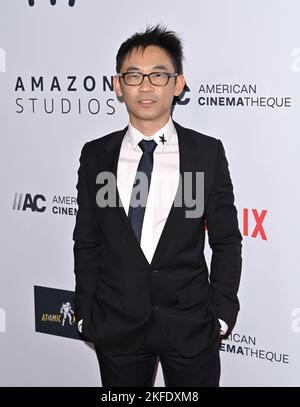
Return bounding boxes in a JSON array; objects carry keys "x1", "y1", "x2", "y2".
[
  {"x1": 124, "y1": 65, "x2": 169, "y2": 71},
  {"x1": 125, "y1": 66, "x2": 140, "y2": 71},
  {"x1": 152, "y1": 65, "x2": 168, "y2": 70}
]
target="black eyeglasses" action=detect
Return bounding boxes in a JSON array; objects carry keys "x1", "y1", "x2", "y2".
[{"x1": 117, "y1": 71, "x2": 179, "y2": 86}]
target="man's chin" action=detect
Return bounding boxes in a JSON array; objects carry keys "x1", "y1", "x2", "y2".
[{"x1": 130, "y1": 112, "x2": 160, "y2": 122}]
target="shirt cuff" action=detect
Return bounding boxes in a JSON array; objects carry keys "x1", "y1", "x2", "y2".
[
  {"x1": 77, "y1": 319, "x2": 83, "y2": 333},
  {"x1": 218, "y1": 318, "x2": 228, "y2": 335}
]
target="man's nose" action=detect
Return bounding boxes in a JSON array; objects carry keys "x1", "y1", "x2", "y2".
[{"x1": 139, "y1": 75, "x2": 153, "y2": 90}]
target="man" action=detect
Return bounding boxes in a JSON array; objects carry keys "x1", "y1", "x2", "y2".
[{"x1": 73, "y1": 25, "x2": 242, "y2": 387}]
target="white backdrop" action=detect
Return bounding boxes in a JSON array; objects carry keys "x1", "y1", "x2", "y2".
[{"x1": 1, "y1": 0, "x2": 300, "y2": 386}]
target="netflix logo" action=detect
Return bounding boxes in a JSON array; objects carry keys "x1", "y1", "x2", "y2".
[
  {"x1": 205, "y1": 207, "x2": 268, "y2": 241},
  {"x1": 243, "y1": 208, "x2": 267, "y2": 240}
]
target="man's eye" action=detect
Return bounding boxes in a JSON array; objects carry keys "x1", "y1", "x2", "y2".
[
  {"x1": 127, "y1": 73, "x2": 140, "y2": 79},
  {"x1": 152, "y1": 72, "x2": 165, "y2": 78}
]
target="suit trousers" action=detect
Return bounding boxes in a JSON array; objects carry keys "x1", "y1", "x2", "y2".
[{"x1": 94, "y1": 316, "x2": 221, "y2": 387}]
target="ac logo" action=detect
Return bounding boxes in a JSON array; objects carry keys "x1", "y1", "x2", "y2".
[
  {"x1": 28, "y1": 0, "x2": 76, "y2": 6},
  {"x1": 174, "y1": 84, "x2": 191, "y2": 106},
  {"x1": 13, "y1": 193, "x2": 46, "y2": 212}
]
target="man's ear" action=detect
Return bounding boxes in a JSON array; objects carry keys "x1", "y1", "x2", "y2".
[
  {"x1": 113, "y1": 75, "x2": 123, "y2": 98},
  {"x1": 174, "y1": 74, "x2": 186, "y2": 97}
]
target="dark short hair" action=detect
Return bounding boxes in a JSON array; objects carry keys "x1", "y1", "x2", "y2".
[{"x1": 116, "y1": 24, "x2": 183, "y2": 74}]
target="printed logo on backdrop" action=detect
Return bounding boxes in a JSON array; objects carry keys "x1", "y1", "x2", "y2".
[
  {"x1": 243, "y1": 208, "x2": 267, "y2": 240},
  {"x1": 0, "y1": 48, "x2": 6, "y2": 73},
  {"x1": 12, "y1": 193, "x2": 77, "y2": 216},
  {"x1": 174, "y1": 84, "x2": 190, "y2": 106},
  {"x1": 220, "y1": 332, "x2": 290, "y2": 365},
  {"x1": 205, "y1": 207, "x2": 268, "y2": 241},
  {"x1": 11, "y1": 193, "x2": 268, "y2": 239},
  {"x1": 34, "y1": 286, "x2": 83, "y2": 340},
  {"x1": 0, "y1": 308, "x2": 6, "y2": 333},
  {"x1": 175, "y1": 83, "x2": 292, "y2": 109},
  {"x1": 14, "y1": 80, "x2": 293, "y2": 115},
  {"x1": 205, "y1": 207, "x2": 267, "y2": 240},
  {"x1": 15, "y1": 75, "x2": 116, "y2": 116},
  {"x1": 28, "y1": 0, "x2": 76, "y2": 6}
]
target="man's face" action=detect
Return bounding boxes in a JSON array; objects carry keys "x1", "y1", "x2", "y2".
[{"x1": 114, "y1": 45, "x2": 185, "y2": 128}]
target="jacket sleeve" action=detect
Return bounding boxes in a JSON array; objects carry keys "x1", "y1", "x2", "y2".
[
  {"x1": 73, "y1": 142, "x2": 102, "y2": 322},
  {"x1": 205, "y1": 139, "x2": 242, "y2": 331}
]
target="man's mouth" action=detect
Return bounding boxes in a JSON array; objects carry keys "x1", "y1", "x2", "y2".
[{"x1": 138, "y1": 100, "x2": 156, "y2": 105}]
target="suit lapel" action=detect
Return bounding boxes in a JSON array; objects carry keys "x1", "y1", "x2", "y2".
[
  {"x1": 150, "y1": 120, "x2": 198, "y2": 266},
  {"x1": 101, "y1": 126, "x2": 149, "y2": 263}
]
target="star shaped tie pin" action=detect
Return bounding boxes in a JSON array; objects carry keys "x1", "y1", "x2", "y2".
[{"x1": 159, "y1": 134, "x2": 167, "y2": 145}]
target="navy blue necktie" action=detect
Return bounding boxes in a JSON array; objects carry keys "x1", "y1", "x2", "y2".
[{"x1": 128, "y1": 139, "x2": 157, "y2": 243}]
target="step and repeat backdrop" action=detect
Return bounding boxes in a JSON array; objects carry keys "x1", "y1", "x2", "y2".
[{"x1": 1, "y1": 0, "x2": 299, "y2": 386}]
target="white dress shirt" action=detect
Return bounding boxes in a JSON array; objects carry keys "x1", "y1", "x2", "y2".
[{"x1": 117, "y1": 117, "x2": 179, "y2": 265}]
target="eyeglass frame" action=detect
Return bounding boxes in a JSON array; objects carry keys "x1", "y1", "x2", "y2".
[{"x1": 116, "y1": 71, "x2": 179, "y2": 86}]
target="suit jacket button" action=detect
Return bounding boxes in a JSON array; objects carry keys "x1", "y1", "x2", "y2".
[
  {"x1": 152, "y1": 305, "x2": 159, "y2": 311},
  {"x1": 151, "y1": 269, "x2": 158, "y2": 275}
]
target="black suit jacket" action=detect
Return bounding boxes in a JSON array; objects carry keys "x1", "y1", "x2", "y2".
[{"x1": 73, "y1": 120, "x2": 242, "y2": 357}]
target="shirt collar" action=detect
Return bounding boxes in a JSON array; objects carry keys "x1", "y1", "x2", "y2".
[{"x1": 127, "y1": 117, "x2": 175, "y2": 151}]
